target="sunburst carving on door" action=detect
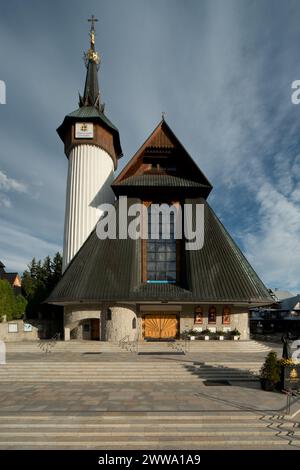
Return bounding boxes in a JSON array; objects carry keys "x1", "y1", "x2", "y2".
[{"x1": 144, "y1": 314, "x2": 178, "y2": 339}]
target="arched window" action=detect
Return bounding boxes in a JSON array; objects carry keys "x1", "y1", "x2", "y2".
[
  {"x1": 132, "y1": 318, "x2": 137, "y2": 329},
  {"x1": 107, "y1": 308, "x2": 112, "y2": 321}
]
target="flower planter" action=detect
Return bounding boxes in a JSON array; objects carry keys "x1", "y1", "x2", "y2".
[
  {"x1": 218, "y1": 336, "x2": 224, "y2": 341},
  {"x1": 204, "y1": 335, "x2": 210, "y2": 341},
  {"x1": 232, "y1": 336, "x2": 240, "y2": 341},
  {"x1": 260, "y1": 378, "x2": 277, "y2": 391},
  {"x1": 189, "y1": 336, "x2": 196, "y2": 341}
]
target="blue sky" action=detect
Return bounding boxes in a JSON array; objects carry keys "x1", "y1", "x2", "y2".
[{"x1": 0, "y1": 0, "x2": 300, "y2": 293}]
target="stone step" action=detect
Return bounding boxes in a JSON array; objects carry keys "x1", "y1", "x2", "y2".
[
  {"x1": 0, "y1": 422, "x2": 283, "y2": 428},
  {"x1": 0, "y1": 360, "x2": 262, "y2": 366},
  {"x1": 0, "y1": 430, "x2": 297, "y2": 437},
  {"x1": 0, "y1": 370, "x2": 257, "y2": 375},
  {"x1": 0, "y1": 419, "x2": 295, "y2": 447},
  {"x1": 0, "y1": 360, "x2": 260, "y2": 382},
  {"x1": 0, "y1": 440, "x2": 291, "y2": 450},
  {"x1": 0, "y1": 369, "x2": 258, "y2": 375},
  {"x1": 0, "y1": 366, "x2": 258, "y2": 370},
  {"x1": 0, "y1": 413, "x2": 287, "y2": 422}
]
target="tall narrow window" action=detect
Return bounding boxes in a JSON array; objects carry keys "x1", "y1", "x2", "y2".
[
  {"x1": 146, "y1": 204, "x2": 177, "y2": 283},
  {"x1": 107, "y1": 308, "x2": 112, "y2": 321}
]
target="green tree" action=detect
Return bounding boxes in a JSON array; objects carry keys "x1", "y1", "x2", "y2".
[
  {"x1": 0, "y1": 279, "x2": 14, "y2": 321},
  {"x1": 0, "y1": 280, "x2": 27, "y2": 321},
  {"x1": 22, "y1": 253, "x2": 63, "y2": 318},
  {"x1": 13, "y1": 295, "x2": 27, "y2": 319},
  {"x1": 51, "y1": 253, "x2": 63, "y2": 288}
]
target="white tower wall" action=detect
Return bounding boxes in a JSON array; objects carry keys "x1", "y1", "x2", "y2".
[{"x1": 63, "y1": 144, "x2": 115, "y2": 270}]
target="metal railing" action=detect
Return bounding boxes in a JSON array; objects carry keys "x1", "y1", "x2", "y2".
[
  {"x1": 118, "y1": 335, "x2": 138, "y2": 353},
  {"x1": 167, "y1": 338, "x2": 190, "y2": 355},
  {"x1": 118, "y1": 335, "x2": 129, "y2": 348},
  {"x1": 282, "y1": 389, "x2": 300, "y2": 415}
]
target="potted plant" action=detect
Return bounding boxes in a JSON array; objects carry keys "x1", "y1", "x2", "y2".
[
  {"x1": 189, "y1": 329, "x2": 202, "y2": 340},
  {"x1": 201, "y1": 329, "x2": 211, "y2": 341},
  {"x1": 260, "y1": 351, "x2": 280, "y2": 391},
  {"x1": 230, "y1": 328, "x2": 241, "y2": 341},
  {"x1": 216, "y1": 330, "x2": 224, "y2": 341}
]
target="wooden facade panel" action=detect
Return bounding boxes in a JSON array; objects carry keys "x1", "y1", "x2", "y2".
[{"x1": 64, "y1": 123, "x2": 117, "y2": 168}]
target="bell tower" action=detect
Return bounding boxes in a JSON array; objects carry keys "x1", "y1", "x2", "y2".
[{"x1": 57, "y1": 16, "x2": 122, "y2": 270}]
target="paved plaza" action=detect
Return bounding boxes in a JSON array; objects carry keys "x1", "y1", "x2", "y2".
[{"x1": 0, "y1": 340, "x2": 299, "y2": 449}]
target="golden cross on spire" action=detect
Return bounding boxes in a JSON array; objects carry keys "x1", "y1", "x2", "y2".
[
  {"x1": 88, "y1": 14, "x2": 98, "y2": 31},
  {"x1": 88, "y1": 15, "x2": 98, "y2": 48}
]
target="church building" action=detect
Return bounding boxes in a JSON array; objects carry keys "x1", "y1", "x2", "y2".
[{"x1": 48, "y1": 19, "x2": 272, "y2": 341}]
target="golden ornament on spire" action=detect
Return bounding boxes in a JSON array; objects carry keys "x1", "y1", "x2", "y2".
[{"x1": 90, "y1": 29, "x2": 95, "y2": 47}]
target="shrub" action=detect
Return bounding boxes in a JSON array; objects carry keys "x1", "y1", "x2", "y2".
[
  {"x1": 230, "y1": 328, "x2": 241, "y2": 337},
  {"x1": 180, "y1": 330, "x2": 190, "y2": 340},
  {"x1": 260, "y1": 351, "x2": 281, "y2": 384}
]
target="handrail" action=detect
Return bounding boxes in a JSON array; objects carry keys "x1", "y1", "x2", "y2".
[
  {"x1": 282, "y1": 389, "x2": 300, "y2": 415},
  {"x1": 118, "y1": 335, "x2": 138, "y2": 353},
  {"x1": 168, "y1": 340, "x2": 188, "y2": 355},
  {"x1": 118, "y1": 335, "x2": 129, "y2": 348}
]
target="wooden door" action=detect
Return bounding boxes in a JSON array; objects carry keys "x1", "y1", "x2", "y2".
[
  {"x1": 160, "y1": 315, "x2": 178, "y2": 338},
  {"x1": 144, "y1": 314, "x2": 178, "y2": 339},
  {"x1": 144, "y1": 314, "x2": 161, "y2": 339},
  {"x1": 91, "y1": 319, "x2": 100, "y2": 340}
]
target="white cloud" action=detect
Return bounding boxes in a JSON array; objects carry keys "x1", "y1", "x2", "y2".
[
  {"x1": 0, "y1": 170, "x2": 27, "y2": 193},
  {"x1": 0, "y1": 195, "x2": 11, "y2": 208},
  {"x1": 243, "y1": 180, "x2": 300, "y2": 293},
  {"x1": 0, "y1": 170, "x2": 27, "y2": 209}
]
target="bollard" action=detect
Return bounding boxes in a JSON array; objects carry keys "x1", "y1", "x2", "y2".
[{"x1": 0, "y1": 341, "x2": 6, "y2": 364}]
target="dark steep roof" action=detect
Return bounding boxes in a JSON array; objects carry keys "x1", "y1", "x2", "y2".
[
  {"x1": 79, "y1": 60, "x2": 101, "y2": 109},
  {"x1": 47, "y1": 198, "x2": 272, "y2": 305},
  {"x1": 280, "y1": 295, "x2": 300, "y2": 311}
]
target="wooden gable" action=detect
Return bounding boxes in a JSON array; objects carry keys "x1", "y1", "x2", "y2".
[{"x1": 112, "y1": 119, "x2": 213, "y2": 197}]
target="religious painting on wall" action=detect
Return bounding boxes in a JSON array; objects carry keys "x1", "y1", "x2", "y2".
[
  {"x1": 194, "y1": 307, "x2": 203, "y2": 324},
  {"x1": 222, "y1": 306, "x2": 231, "y2": 324},
  {"x1": 208, "y1": 305, "x2": 216, "y2": 323}
]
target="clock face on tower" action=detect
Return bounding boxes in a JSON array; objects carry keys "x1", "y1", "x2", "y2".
[{"x1": 75, "y1": 122, "x2": 94, "y2": 139}]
